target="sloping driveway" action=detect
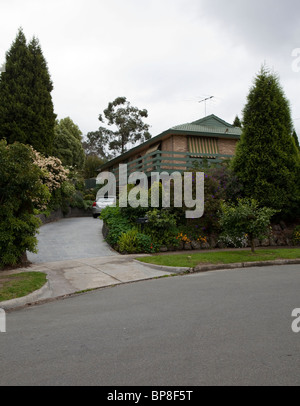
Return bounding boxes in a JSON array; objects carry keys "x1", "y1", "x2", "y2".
[
  {"x1": 27, "y1": 218, "x2": 115, "y2": 263},
  {"x1": 18, "y1": 217, "x2": 171, "y2": 305}
]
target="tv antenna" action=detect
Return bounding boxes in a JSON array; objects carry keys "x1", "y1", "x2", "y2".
[{"x1": 199, "y1": 96, "x2": 214, "y2": 116}]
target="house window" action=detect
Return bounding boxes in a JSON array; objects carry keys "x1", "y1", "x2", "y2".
[{"x1": 189, "y1": 136, "x2": 219, "y2": 158}]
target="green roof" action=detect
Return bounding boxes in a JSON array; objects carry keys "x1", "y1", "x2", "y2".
[
  {"x1": 171, "y1": 114, "x2": 242, "y2": 136},
  {"x1": 100, "y1": 114, "x2": 242, "y2": 171}
]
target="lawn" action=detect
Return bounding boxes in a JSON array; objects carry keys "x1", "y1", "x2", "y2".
[
  {"x1": 137, "y1": 248, "x2": 300, "y2": 268},
  {"x1": 0, "y1": 272, "x2": 47, "y2": 302}
]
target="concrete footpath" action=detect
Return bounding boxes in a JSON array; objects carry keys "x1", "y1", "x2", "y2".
[
  {"x1": 2, "y1": 255, "x2": 300, "y2": 311},
  {"x1": 0, "y1": 255, "x2": 174, "y2": 310}
]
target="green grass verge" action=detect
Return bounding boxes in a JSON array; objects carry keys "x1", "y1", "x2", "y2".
[
  {"x1": 137, "y1": 248, "x2": 300, "y2": 268},
  {"x1": 0, "y1": 272, "x2": 47, "y2": 302}
]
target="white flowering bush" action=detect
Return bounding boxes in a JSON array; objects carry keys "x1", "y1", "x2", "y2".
[
  {"x1": 31, "y1": 147, "x2": 69, "y2": 192},
  {"x1": 218, "y1": 234, "x2": 249, "y2": 249}
]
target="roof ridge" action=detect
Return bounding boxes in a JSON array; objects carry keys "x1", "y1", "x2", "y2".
[{"x1": 191, "y1": 114, "x2": 234, "y2": 128}]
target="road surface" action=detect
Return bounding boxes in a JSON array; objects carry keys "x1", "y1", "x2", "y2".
[{"x1": 1, "y1": 264, "x2": 300, "y2": 386}]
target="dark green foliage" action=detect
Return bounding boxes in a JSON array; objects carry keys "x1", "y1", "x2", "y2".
[
  {"x1": 232, "y1": 67, "x2": 300, "y2": 218},
  {"x1": 53, "y1": 117, "x2": 85, "y2": 169},
  {"x1": 219, "y1": 198, "x2": 277, "y2": 253},
  {"x1": 83, "y1": 155, "x2": 105, "y2": 179},
  {"x1": 143, "y1": 209, "x2": 179, "y2": 247},
  {"x1": 135, "y1": 233, "x2": 158, "y2": 254},
  {"x1": 0, "y1": 29, "x2": 56, "y2": 155},
  {"x1": 292, "y1": 225, "x2": 300, "y2": 245},
  {"x1": 100, "y1": 206, "x2": 132, "y2": 246},
  {"x1": 206, "y1": 164, "x2": 244, "y2": 203},
  {"x1": 233, "y1": 115, "x2": 242, "y2": 128},
  {"x1": 293, "y1": 130, "x2": 300, "y2": 151},
  {"x1": 169, "y1": 169, "x2": 226, "y2": 234},
  {"x1": 0, "y1": 141, "x2": 49, "y2": 267},
  {"x1": 119, "y1": 184, "x2": 149, "y2": 223}
]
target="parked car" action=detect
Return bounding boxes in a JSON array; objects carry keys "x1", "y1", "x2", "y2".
[{"x1": 92, "y1": 196, "x2": 116, "y2": 218}]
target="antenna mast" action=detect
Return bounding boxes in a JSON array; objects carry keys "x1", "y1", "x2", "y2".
[{"x1": 199, "y1": 96, "x2": 214, "y2": 116}]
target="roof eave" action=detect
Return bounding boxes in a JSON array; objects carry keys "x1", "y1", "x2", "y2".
[{"x1": 99, "y1": 128, "x2": 241, "y2": 171}]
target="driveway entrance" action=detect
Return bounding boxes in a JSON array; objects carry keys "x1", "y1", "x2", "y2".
[{"x1": 27, "y1": 218, "x2": 115, "y2": 263}]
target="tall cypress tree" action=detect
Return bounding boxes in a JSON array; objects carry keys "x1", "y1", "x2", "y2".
[
  {"x1": 0, "y1": 29, "x2": 31, "y2": 145},
  {"x1": 27, "y1": 37, "x2": 56, "y2": 154},
  {"x1": 232, "y1": 67, "x2": 300, "y2": 218},
  {"x1": 0, "y1": 29, "x2": 56, "y2": 155},
  {"x1": 293, "y1": 130, "x2": 300, "y2": 151}
]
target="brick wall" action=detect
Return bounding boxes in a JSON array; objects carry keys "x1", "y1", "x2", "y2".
[
  {"x1": 173, "y1": 135, "x2": 188, "y2": 153},
  {"x1": 218, "y1": 138, "x2": 238, "y2": 156}
]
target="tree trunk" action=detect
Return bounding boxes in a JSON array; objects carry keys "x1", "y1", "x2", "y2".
[
  {"x1": 19, "y1": 252, "x2": 29, "y2": 266},
  {"x1": 250, "y1": 237, "x2": 256, "y2": 254}
]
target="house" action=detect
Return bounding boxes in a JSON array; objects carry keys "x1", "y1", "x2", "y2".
[{"x1": 98, "y1": 114, "x2": 242, "y2": 191}]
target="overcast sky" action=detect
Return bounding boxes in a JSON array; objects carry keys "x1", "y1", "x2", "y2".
[{"x1": 1, "y1": 0, "x2": 300, "y2": 140}]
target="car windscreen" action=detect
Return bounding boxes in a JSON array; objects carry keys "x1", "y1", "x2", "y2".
[{"x1": 97, "y1": 198, "x2": 115, "y2": 203}]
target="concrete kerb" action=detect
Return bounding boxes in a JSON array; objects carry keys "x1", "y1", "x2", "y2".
[
  {"x1": 134, "y1": 258, "x2": 300, "y2": 275},
  {"x1": 0, "y1": 277, "x2": 51, "y2": 310},
  {"x1": 132, "y1": 259, "x2": 191, "y2": 274},
  {"x1": 1, "y1": 258, "x2": 300, "y2": 311}
]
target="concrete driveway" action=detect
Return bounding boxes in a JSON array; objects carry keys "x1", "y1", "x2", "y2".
[{"x1": 27, "y1": 218, "x2": 115, "y2": 263}]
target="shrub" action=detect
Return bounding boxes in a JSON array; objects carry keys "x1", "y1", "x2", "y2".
[
  {"x1": 100, "y1": 206, "x2": 132, "y2": 246},
  {"x1": 119, "y1": 184, "x2": 149, "y2": 222},
  {"x1": 118, "y1": 228, "x2": 139, "y2": 254},
  {"x1": 206, "y1": 163, "x2": 244, "y2": 203},
  {"x1": 84, "y1": 194, "x2": 95, "y2": 201},
  {"x1": 177, "y1": 225, "x2": 208, "y2": 245},
  {"x1": 144, "y1": 209, "x2": 179, "y2": 247},
  {"x1": 69, "y1": 190, "x2": 85, "y2": 209},
  {"x1": 136, "y1": 233, "x2": 158, "y2": 253},
  {"x1": 218, "y1": 234, "x2": 248, "y2": 249},
  {"x1": 292, "y1": 226, "x2": 300, "y2": 245},
  {"x1": 0, "y1": 141, "x2": 50, "y2": 267},
  {"x1": 173, "y1": 170, "x2": 225, "y2": 234},
  {"x1": 219, "y1": 198, "x2": 277, "y2": 253}
]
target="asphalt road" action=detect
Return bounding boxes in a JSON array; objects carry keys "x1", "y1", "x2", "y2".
[
  {"x1": 1, "y1": 264, "x2": 300, "y2": 386},
  {"x1": 27, "y1": 218, "x2": 115, "y2": 263}
]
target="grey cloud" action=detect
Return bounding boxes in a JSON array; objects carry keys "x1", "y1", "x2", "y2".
[{"x1": 200, "y1": 0, "x2": 300, "y2": 55}]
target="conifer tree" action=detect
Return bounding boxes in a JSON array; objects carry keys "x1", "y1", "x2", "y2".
[
  {"x1": 233, "y1": 115, "x2": 242, "y2": 128},
  {"x1": 293, "y1": 130, "x2": 300, "y2": 151},
  {"x1": 232, "y1": 67, "x2": 300, "y2": 218},
  {"x1": 0, "y1": 29, "x2": 56, "y2": 155}
]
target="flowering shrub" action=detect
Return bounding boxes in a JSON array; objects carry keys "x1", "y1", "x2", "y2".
[
  {"x1": 218, "y1": 234, "x2": 248, "y2": 248},
  {"x1": 31, "y1": 147, "x2": 69, "y2": 192},
  {"x1": 176, "y1": 233, "x2": 192, "y2": 244},
  {"x1": 197, "y1": 235, "x2": 208, "y2": 244}
]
